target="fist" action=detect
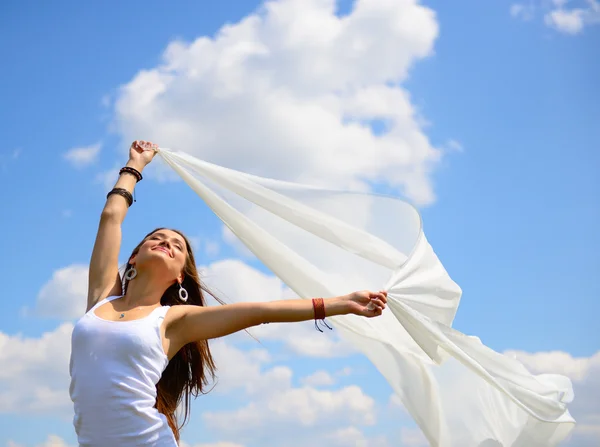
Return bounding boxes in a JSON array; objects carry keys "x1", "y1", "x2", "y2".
[
  {"x1": 344, "y1": 290, "x2": 387, "y2": 318},
  {"x1": 129, "y1": 140, "x2": 158, "y2": 167}
]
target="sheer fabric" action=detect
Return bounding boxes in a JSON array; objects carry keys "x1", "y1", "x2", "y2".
[{"x1": 157, "y1": 148, "x2": 575, "y2": 446}]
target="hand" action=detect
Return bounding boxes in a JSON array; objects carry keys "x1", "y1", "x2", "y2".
[
  {"x1": 129, "y1": 140, "x2": 158, "y2": 168},
  {"x1": 343, "y1": 290, "x2": 387, "y2": 318}
]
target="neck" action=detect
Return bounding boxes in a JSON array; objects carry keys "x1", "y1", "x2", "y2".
[{"x1": 123, "y1": 269, "x2": 173, "y2": 307}]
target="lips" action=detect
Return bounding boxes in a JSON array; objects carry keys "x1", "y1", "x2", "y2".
[{"x1": 153, "y1": 246, "x2": 172, "y2": 257}]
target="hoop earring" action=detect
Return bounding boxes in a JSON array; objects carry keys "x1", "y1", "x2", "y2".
[
  {"x1": 179, "y1": 283, "x2": 188, "y2": 302},
  {"x1": 124, "y1": 266, "x2": 137, "y2": 280}
]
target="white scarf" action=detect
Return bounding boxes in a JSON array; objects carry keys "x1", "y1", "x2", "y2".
[{"x1": 157, "y1": 147, "x2": 575, "y2": 446}]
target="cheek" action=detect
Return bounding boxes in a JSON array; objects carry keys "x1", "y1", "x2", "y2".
[{"x1": 176, "y1": 253, "x2": 187, "y2": 269}]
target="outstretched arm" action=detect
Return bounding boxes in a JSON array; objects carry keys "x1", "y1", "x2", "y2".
[
  {"x1": 167, "y1": 291, "x2": 387, "y2": 351},
  {"x1": 86, "y1": 141, "x2": 156, "y2": 311}
]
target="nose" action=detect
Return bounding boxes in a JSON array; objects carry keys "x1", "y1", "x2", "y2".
[{"x1": 158, "y1": 240, "x2": 172, "y2": 253}]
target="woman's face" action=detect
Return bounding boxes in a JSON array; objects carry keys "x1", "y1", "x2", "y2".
[{"x1": 132, "y1": 229, "x2": 188, "y2": 282}]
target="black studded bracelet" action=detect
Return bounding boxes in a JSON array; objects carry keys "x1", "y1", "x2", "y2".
[{"x1": 119, "y1": 166, "x2": 143, "y2": 182}]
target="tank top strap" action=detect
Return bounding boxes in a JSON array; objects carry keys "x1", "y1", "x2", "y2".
[
  {"x1": 153, "y1": 305, "x2": 171, "y2": 326},
  {"x1": 88, "y1": 295, "x2": 123, "y2": 313}
]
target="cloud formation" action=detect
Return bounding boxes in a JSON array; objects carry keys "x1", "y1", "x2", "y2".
[
  {"x1": 510, "y1": 0, "x2": 600, "y2": 34},
  {"x1": 113, "y1": 0, "x2": 444, "y2": 204},
  {"x1": 63, "y1": 143, "x2": 101, "y2": 168}
]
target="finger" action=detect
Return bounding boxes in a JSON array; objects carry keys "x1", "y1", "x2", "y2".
[
  {"x1": 371, "y1": 292, "x2": 386, "y2": 303},
  {"x1": 367, "y1": 306, "x2": 383, "y2": 317},
  {"x1": 369, "y1": 298, "x2": 386, "y2": 310}
]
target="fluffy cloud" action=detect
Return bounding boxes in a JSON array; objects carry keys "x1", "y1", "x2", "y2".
[
  {"x1": 94, "y1": 163, "x2": 120, "y2": 191},
  {"x1": 510, "y1": 3, "x2": 536, "y2": 21},
  {"x1": 180, "y1": 441, "x2": 245, "y2": 447},
  {"x1": 300, "y1": 370, "x2": 335, "y2": 387},
  {"x1": 399, "y1": 427, "x2": 429, "y2": 447},
  {"x1": 32, "y1": 264, "x2": 88, "y2": 320},
  {"x1": 188, "y1": 235, "x2": 221, "y2": 258},
  {"x1": 113, "y1": 0, "x2": 444, "y2": 205},
  {"x1": 327, "y1": 426, "x2": 390, "y2": 447},
  {"x1": 7, "y1": 435, "x2": 74, "y2": 447},
  {"x1": 63, "y1": 143, "x2": 101, "y2": 168},
  {"x1": 203, "y1": 384, "x2": 376, "y2": 442},
  {"x1": 510, "y1": 0, "x2": 600, "y2": 34},
  {"x1": 205, "y1": 339, "x2": 376, "y2": 447},
  {"x1": 0, "y1": 323, "x2": 74, "y2": 415}
]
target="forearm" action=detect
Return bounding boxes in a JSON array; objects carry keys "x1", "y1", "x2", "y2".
[
  {"x1": 260, "y1": 297, "x2": 347, "y2": 324},
  {"x1": 102, "y1": 159, "x2": 145, "y2": 223},
  {"x1": 176, "y1": 297, "x2": 348, "y2": 343}
]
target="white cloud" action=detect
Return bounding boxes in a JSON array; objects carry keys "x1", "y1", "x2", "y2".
[
  {"x1": 95, "y1": 164, "x2": 120, "y2": 191},
  {"x1": 208, "y1": 339, "x2": 278, "y2": 395},
  {"x1": 327, "y1": 426, "x2": 390, "y2": 447},
  {"x1": 189, "y1": 235, "x2": 221, "y2": 257},
  {"x1": 400, "y1": 427, "x2": 429, "y2": 447},
  {"x1": 0, "y1": 324, "x2": 74, "y2": 415},
  {"x1": 203, "y1": 384, "x2": 376, "y2": 438},
  {"x1": 511, "y1": 0, "x2": 600, "y2": 34},
  {"x1": 180, "y1": 441, "x2": 245, "y2": 447},
  {"x1": 510, "y1": 3, "x2": 536, "y2": 20},
  {"x1": 7, "y1": 435, "x2": 74, "y2": 447},
  {"x1": 63, "y1": 143, "x2": 101, "y2": 168},
  {"x1": 507, "y1": 349, "x2": 598, "y2": 381},
  {"x1": 301, "y1": 370, "x2": 335, "y2": 387},
  {"x1": 32, "y1": 264, "x2": 88, "y2": 320},
  {"x1": 6, "y1": 276, "x2": 599, "y2": 447},
  {"x1": 204, "y1": 241, "x2": 220, "y2": 257},
  {"x1": 113, "y1": 0, "x2": 444, "y2": 205},
  {"x1": 544, "y1": 6, "x2": 586, "y2": 33},
  {"x1": 445, "y1": 139, "x2": 464, "y2": 153}
]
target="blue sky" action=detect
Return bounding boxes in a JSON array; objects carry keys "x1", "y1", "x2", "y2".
[{"x1": 1, "y1": 1, "x2": 598, "y2": 446}]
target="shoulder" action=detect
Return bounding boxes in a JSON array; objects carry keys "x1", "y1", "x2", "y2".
[
  {"x1": 161, "y1": 305, "x2": 212, "y2": 351},
  {"x1": 162, "y1": 304, "x2": 206, "y2": 327}
]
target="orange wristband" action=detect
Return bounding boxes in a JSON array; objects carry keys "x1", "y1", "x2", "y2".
[{"x1": 312, "y1": 298, "x2": 326, "y2": 320}]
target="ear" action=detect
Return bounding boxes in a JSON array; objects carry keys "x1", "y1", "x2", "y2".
[
  {"x1": 177, "y1": 272, "x2": 185, "y2": 284},
  {"x1": 129, "y1": 255, "x2": 136, "y2": 265}
]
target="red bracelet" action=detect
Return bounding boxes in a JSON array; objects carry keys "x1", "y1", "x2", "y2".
[
  {"x1": 312, "y1": 298, "x2": 326, "y2": 320},
  {"x1": 312, "y1": 298, "x2": 331, "y2": 332}
]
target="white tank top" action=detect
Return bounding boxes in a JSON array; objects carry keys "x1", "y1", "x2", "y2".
[{"x1": 69, "y1": 295, "x2": 177, "y2": 447}]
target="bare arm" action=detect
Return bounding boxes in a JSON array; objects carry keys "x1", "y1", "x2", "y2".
[
  {"x1": 166, "y1": 291, "x2": 387, "y2": 353},
  {"x1": 86, "y1": 141, "x2": 155, "y2": 311}
]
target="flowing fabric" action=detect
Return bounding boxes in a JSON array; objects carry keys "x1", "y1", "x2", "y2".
[{"x1": 157, "y1": 148, "x2": 575, "y2": 446}]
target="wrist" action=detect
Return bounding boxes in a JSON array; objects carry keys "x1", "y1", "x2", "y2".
[
  {"x1": 126, "y1": 159, "x2": 146, "y2": 172},
  {"x1": 324, "y1": 296, "x2": 350, "y2": 317}
]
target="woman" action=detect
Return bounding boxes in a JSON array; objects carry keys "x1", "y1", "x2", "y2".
[{"x1": 69, "y1": 140, "x2": 388, "y2": 446}]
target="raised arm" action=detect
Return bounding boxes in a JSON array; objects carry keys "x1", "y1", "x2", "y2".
[
  {"x1": 86, "y1": 141, "x2": 156, "y2": 311},
  {"x1": 165, "y1": 291, "x2": 387, "y2": 356}
]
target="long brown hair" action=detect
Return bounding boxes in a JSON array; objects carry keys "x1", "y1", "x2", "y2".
[{"x1": 123, "y1": 228, "x2": 222, "y2": 442}]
